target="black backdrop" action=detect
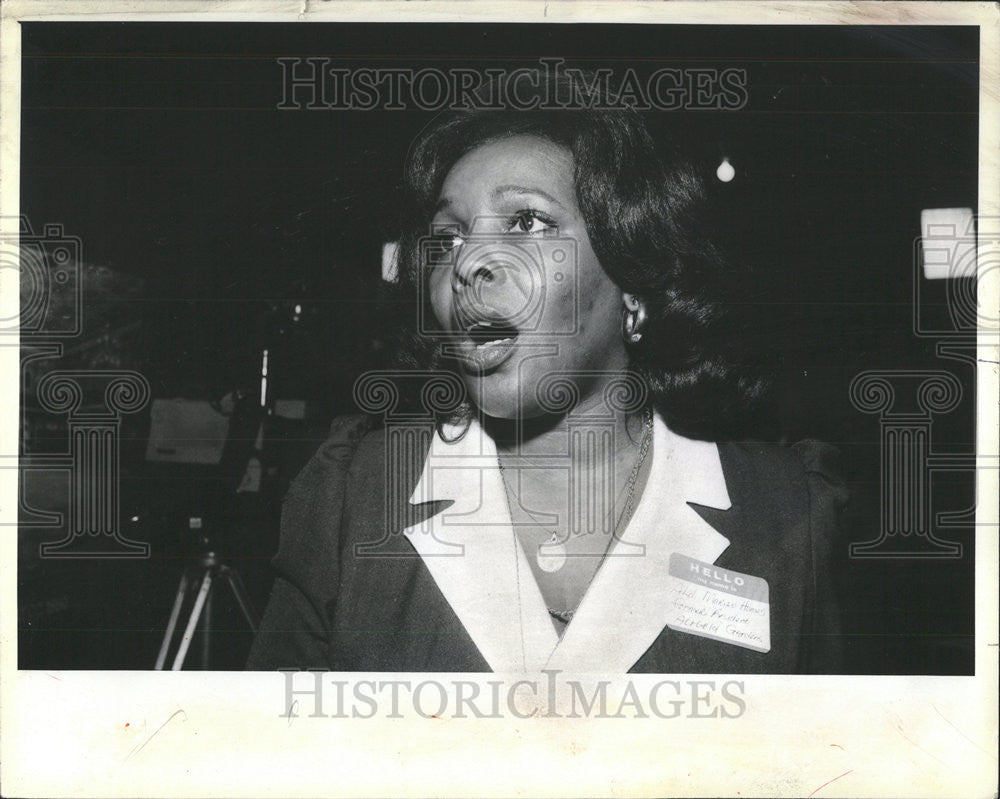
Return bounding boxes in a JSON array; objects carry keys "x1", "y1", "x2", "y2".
[{"x1": 17, "y1": 23, "x2": 978, "y2": 672}]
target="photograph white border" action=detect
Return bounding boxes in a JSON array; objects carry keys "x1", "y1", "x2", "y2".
[{"x1": 1, "y1": 2, "x2": 997, "y2": 797}]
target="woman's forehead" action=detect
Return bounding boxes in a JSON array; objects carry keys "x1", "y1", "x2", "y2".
[{"x1": 437, "y1": 134, "x2": 576, "y2": 204}]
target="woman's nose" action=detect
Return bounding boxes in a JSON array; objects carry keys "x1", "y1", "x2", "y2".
[
  {"x1": 448, "y1": 239, "x2": 535, "y2": 325},
  {"x1": 450, "y1": 248, "x2": 499, "y2": 326},
  {"x1": 450, "y1": 245, "x2": 497, "y2": 294}
]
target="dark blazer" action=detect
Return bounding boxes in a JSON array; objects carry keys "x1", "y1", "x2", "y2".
[{"x1": 247, "y1": 415, "x2": 848, "y2": 673}]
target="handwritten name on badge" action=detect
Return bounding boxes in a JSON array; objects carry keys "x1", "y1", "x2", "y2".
[{"x1": 665, "y1": 553, "x2": 770, "y2": 653}]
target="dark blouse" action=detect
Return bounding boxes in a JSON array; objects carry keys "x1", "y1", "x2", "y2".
[{"x1": 247, "y1": 415, "x2": 848, "y2": 673}]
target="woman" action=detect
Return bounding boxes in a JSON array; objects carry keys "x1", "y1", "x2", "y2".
[{"x1": 248, "y1": 70, "x2": 847, "y2": 674}]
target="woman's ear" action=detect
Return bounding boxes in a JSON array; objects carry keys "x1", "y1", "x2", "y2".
[{"x1": 622, "y1": 293, "x2": 641, "y2": 312}]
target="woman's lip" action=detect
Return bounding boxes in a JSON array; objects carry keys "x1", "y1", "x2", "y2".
[{"x1": 453, "y1": 335, "x2": 519, "y2": 373}]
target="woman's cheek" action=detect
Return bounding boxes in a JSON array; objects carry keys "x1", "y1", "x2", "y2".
[{"x1": 538, "y1": 281, "x2": 578, "y2": 335}]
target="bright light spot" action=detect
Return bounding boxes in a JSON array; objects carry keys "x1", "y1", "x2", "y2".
[
  {"x1": 294, "y1": 304, "x2": 302, "y2": 315},
  {"x1": 382, "y1": 241, "x2": 400, "y2": 283},
  {"x1": 716, "y1": 157, "x2": 736, "y2": 183}
]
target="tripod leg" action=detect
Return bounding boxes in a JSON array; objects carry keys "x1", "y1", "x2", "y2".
[
  {"x1": 155, "y1": 569, "x2": 191, "y2": 670},
  {"x1": 220, "y1": 565, "x2": 259, "y2": 633},
  {"x1": 201, "y1": 583, "x2": 213, "y2": 670},
  {"x1": 171, "y1": 570, "x2": 213, "y2": 671}
]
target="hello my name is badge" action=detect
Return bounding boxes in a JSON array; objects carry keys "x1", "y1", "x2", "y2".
[{"x1": 665, "y1": 552, "x2": 771, "y2": 653}]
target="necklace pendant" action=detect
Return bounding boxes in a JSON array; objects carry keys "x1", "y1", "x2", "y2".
[{"x1": 536, "y1": 537, "x2": 567, "y2": 572}]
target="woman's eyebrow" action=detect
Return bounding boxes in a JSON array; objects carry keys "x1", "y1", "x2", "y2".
[{"x1": 490, "y1": 184, "x2": 567, "y2": 210}]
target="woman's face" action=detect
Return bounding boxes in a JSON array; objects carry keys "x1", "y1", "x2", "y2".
[{"x1": 427, "y1": 134, "x2": 628, "y2": 420}]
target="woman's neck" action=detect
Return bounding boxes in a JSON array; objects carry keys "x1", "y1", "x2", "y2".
[
  {"x1": 485, "y1": 403, "x2": 648, "y2": 460},
  {"x1": 485, "y1": 397, "x2": 653, "y2": 540},
  {"x1": 485, "y1": 367, "x2": 647, "y2": 445}
]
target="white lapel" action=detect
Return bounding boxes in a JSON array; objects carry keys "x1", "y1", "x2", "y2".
[
  {"x1": 402, "y1": 419, "x2": 558, "y2": 672},
  {"x1": 545, "y1": 413, "x2": 732, "y2": 672},
  {"x1": 402, "y1": 412, "x2": 732, "y2": 673}
]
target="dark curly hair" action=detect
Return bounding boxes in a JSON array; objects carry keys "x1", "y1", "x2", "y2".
[{"x1": 383, "y1": 68, "x2": 770, "y2": 441}]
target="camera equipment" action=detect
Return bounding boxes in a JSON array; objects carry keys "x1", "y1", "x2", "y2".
[
  {"x1": 154, "y1": 531, "x2": 258, "y2": 670},
  {"x1": 153, "y1": 300, "x2": 301, "y2": 669},
  {"x1": 152, "y1": 379, "x2": 265, "y2": 670}
]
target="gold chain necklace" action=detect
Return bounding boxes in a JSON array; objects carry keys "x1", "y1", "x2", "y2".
[{"x1": 497, "y1": 407, "x2": 654, "y2": 578}]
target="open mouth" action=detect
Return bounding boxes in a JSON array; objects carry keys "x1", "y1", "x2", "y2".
[
  {"x1": 467, "y1": 321, "x2": 518, "y2": 348},
  {"x1": 453, "y1": 320, "x2": 520, "y2": 372}
]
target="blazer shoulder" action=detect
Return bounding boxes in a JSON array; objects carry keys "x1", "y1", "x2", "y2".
[
  {"x1": 719, "y1": 438, "x2": 844, "y2": 478},
  {"x1": 288, "y1": 416, "x2": 435, "y2": 518},
  {"x1": 717, "y1": 439, "x2": 805, "y2": 485},
  {"x1": 791, "y1": 439, "x2": 850, "y2": 509},
  {"x1": 717, "y1": 438, "x2": 849, "y2": 510},
  {"x1": 285, "y1": 414, "x2": 375, "y2": 497},
  {"x1": 344, "y1": 418, "x2": 437, "y2": 477},
  {"x1": 792, "y1": 438, "x2": 847, "y2": 477}
]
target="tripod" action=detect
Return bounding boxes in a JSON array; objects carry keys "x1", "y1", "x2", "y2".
[
  {"x1": 154, "y1": 302, "x2": 299, "y2": 670},
  {"x1": 155, "y1": 549, "x2": 258, "y2": 670}
]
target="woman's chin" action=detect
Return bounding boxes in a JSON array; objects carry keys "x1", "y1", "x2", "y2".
[
  {"x1": 464, "y1": 381, "x2": 540, "y2": 422},
  {"x1": 470, "y1": 396, "x2": 525, "y2": 421}
]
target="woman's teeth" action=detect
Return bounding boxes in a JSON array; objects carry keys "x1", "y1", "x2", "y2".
[
  {"x1": 475, "y1": 337, "x2": 513, "y2": 349},
  {"x1": 456, "y1": 324, "x2": 519, "y2": 372},
  {"x1": 466, "y1": 321, "x2": 518, "y2": 348}
]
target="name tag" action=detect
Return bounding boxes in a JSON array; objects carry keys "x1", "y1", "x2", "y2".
[{"x1": 665, "y1": 553, "x2": 770, "y2": 653}]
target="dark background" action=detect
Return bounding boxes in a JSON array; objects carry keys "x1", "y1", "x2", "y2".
[{"x1": 17, "y1": 23, "x2": 979, "y2": 672}]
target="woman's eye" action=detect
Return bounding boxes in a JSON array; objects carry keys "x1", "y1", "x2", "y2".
[{"x1": 508, "y1": 210, "x2": 555, "y2": 235}]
